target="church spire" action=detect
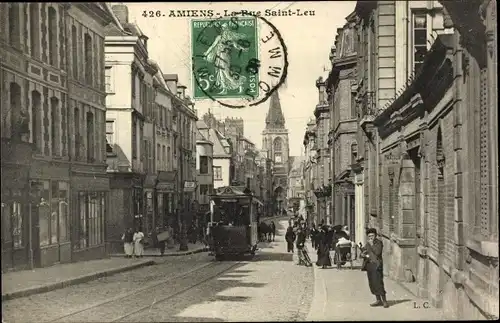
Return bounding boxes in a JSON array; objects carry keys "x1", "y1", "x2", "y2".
[{"x1": 265, "y1": 90, "x2": 285, "y2": 129}]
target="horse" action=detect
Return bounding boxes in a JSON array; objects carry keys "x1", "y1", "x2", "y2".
[{"x1": 258, "y1": 222, "x2": 272, "y2": 242}]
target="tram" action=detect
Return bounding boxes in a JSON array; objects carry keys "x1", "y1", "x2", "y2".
[{"x1": 208, "y1": 186, "x2": 262, "y2": 260}]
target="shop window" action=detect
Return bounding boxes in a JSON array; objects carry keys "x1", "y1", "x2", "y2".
[
  {"x1": 71, "y1": 25, "x2": 78, "y2": 79},
  {"x1": 200, "y1": 156, "x2": 209, "y2": 174},
  {"x1": 30, "y1": 3, "x2": 40, "y2": 59},
  {"x1": 74, "y1": 192, "x2": 105, "y2": 249},
  {"x1": 48, "y1": 7, "x2": 58, "y2": 67}
]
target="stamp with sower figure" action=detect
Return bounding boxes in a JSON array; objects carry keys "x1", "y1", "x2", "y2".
[{"x1": 191, "y1": 11, "x2": 288, "y2": 108}]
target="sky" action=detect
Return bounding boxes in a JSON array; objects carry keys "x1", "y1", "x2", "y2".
[{"x1": 126, "y1": 1, "x2": 356, "y2": 156}]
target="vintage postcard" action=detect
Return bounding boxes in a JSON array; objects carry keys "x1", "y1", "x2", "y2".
[{"x1": 1, "y1": 1, "x2": 498, "y2": 322}]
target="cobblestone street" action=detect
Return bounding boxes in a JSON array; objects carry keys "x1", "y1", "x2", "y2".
[{"x1": 2, "y1": 221, "x2": 314, "y2": 322}]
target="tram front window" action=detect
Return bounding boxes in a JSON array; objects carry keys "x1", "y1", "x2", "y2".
[{"x1": 213, "y1": 203, "x2": 249, "y2": 226}]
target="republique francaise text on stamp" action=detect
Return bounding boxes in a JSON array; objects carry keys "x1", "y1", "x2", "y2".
[{"x1": 191, "y1": 12, "x2": 288, "y2": 108}]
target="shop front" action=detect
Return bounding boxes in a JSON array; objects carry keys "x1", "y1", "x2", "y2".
[
  {"x1": 1, "y1": 140, "x2": 33, "y2": 271},
  {"x1": 143, "y1": 174, "x2": 158, "y2": 236},
  {"x1": 70, "y1": 165, "x2": 109, "y2": 263},
  {"x1": 156, "y1": 171, "x2": 177, "y2": 230}
]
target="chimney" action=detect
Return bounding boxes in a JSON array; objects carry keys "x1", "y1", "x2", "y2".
[
  {"x1": 316, "y1": 77, "x2": 327, "y2": 104},
  {"x1": 177, "y1": 85, "x2": 186, "y2": 100},
  {"x1": 163, "y1": 74, "x2": 178, "y2": 94},
  {"x1": 112, "y1": 5, "x2": 129, "y2": 24}
]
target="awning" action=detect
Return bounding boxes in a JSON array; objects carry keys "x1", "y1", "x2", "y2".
[
  {"x1": 156, "y1": 171, "x2": 177, "y2": 192},
  {"x1": 143, "y1": 174, "x2": 158, "y2": 189}
]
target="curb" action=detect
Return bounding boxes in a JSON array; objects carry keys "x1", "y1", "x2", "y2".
[
  {"x1": 110, "y1": 247, "x2": 208, "y2": 258},
  {"x1": 1, "y1": 260, "x2": 156, "y2": 302}
]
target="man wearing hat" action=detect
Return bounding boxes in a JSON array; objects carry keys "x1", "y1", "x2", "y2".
[{"x1": 360, "y1": 228, "x2": 389, "y2": 308}]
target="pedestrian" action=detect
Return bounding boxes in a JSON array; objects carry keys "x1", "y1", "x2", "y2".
[
  {"x1": 121, "y1": 227, "x2": 134, "y2": 258},
  {"x1": 285, "y1": 225, "x2": 296, "y2": 253},
  {"x1": 360, "y1": 228, "x2": 389, "y2": 308},
  {"x1": 133, "y1": 227, "x2": 145, "y2": 257},
  {"x1": 295, "y1": 227, "x2": 308, "y2": 265},
  {"x1": 310, "y1": 224, "x2": 318, "y2": 250},
  {"x1": 316, "y1": 225, "x2": 332, "y2": 269}
]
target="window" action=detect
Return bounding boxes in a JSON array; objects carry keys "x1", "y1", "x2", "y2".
[
  {"x1": 30, "y1": 3, "x2": 40, "y2": 59},
  {"x1": 84, "y1": 33, "x2": 93, "y2": 85},
  {"x1": 275, "y1": 152, "x2": 282, "y2": 164},
  {"x1": 31, "y1": 91, "x2": 42, "y2": 153},
  {"x1": 157, "y1": 143, "x2": 161, "y2": 170},
  {"x1": 200, "y1": 184, "x2": 209, "y2": 196},
  {"x1": 105, "y1": 67, "x2": 113, "y2": 93},
  {"x1": 213, "y1": 166, "x2": 222, "y2": 180},
  {"x1": 10, "y1": 82, "x2": 21, "y2": 140},
  {"x1": 35, "y1": 180, "x2": 69, "y2": 246},
  {"x1": 143, "y1": 140, "x2": 149, "y2": 173},
  {"x1": 8, "y1": 4, "x2": 20, "y2": 47},
  {"x1": 132, "y1": 118, "x2": 137, "y2": 159},
  {"x1": 148, "y1": 141, "x2": 153, "y2": 173},
  {"x1": 86, "y1": 112, "x2": 94, "y2": 162},
  {"x1": 162, "y1": 145, "x2": 166, "y2": 170},
  {"x1": 74, "y1": 107, "x2": 80, "y2": 159},
  {"x1": 1, "y1": 190, "x2": 24, "y2": 249},
  {"x1": 106, "y1": 120, "x2": 114, "y2": 154},
  {"x1": 74, "y1": 192, "x2": 105, "y2": 249},
  {"x1": 50, "y1": 97, "x2": 60, "y2": 156},
  {"x1": 412, "y1": 13, "x2": 427, "y2": 74},
  {"x1": 71, "y1": 26, "x2": 78, "y2": 79},
  {"x1": 351, "y1": 92, "x2": 357, "y2": 119},
  {"x1": 48, "y1": 7, "x2": 57, "y2": 66},
  {"x1": 351, "y1": 143, "x2": 358, "y2": 164},
  {"x1": 200, "y1": 156, "x2": 209, "y2": 174},
  {"x1": 167, "y1": 146, "x2": 171, "y2": 169}
]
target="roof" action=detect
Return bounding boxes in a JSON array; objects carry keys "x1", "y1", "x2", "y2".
[
  {"x1": 265, "y1": 90, "x2": 286, "y2": 129},
  {"x1": 196, "y1": 120, "x2": 209, "y2": 129},
  {"x1": 211, "y1": 129, "x2": 231, "y2": 158}
]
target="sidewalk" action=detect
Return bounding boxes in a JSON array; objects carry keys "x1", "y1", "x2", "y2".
[
  {"x1": 110, "y1": 242, "x2": 208, "y2": 257},
  {"x1": 305, "y1": 241, "x2": 448, "y2": 321},
  {"x1": 1, "y1": 257, "x2": 155, "y2": 301}
]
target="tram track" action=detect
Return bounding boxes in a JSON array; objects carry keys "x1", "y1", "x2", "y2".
[{"x1": 47, "y1": 260, "x2": 243, "y2": 323}]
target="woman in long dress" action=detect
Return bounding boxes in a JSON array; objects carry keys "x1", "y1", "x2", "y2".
[
  {"x1": 133, "y1": 228, "x2": 145, "y2": 258},
  {"x1": 316, "y1": 226, "x2": 332, "y2": 269},
  {"x1": 203, "y1": 23, "x2": 249, "y2": 94},
  {"x1": 122, "y1": 228, "x2": 134, "y2": 258}
]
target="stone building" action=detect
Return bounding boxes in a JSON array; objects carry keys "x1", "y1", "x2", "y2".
[
  {"x1": 313, "y1": 78, "x2": 332, "y2": 225},
  {"x1": 326, "y1": 13, "x2": 359, "y2": 237},
  {"x1": 287, "y1": 156, "x2": 305, "y2": 214},
  {"x1": 354, "y1": 0, "x2": 498, "y2": 319},
  {"x1": 255, "y1": 150, "x2": 273, "y2": 216},
  {"x1": 262, "y1": 90, "x2": 290, "y2": 215},
  {"x1": 104, "y1": 6, "x2": 158, "y2": 251},
  {"x1": 1, "y1": 3, "x2": 115, "y2": 270},
  {"x1": 302, "y1": 117, "x2": 318, "y2": 226},
  {"x1": 195, "y1": 120, "x2": 214, "y2": 226}
]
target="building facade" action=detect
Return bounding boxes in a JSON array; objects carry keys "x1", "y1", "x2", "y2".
[
  {"x1": 287, "y1": 156, "x2": 305, "y2": 214},
  {"x1": 195, "y1": 121, "x2": 214, "y2": 226},
  {"x1": 302, "y1": 117, "x2": 318, "y2": 226},
  {"x1": 1, "y1": 3, "x2": 114, "y2": 270},
  {"x1": 202, "y1": 113, "x2": 232, "y2": 189},
  {"x1": 326, "y1": 14, "x2": 360, "y2": 240},
  {"x1": 104, "y1": 6, "x2": 155, "y2": 251},
  {"x1": 353, "y1": 0, "x2": 498, "y2": 319},
  {"x1": 262, "y1": 91, "x2": 290, "y2": 215},
  {"x1": 313, "y1": 78, "x2": 332, "y2": 226}
]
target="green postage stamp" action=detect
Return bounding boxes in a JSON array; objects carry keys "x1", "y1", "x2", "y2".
[{"x1": 191, "y1": 17, "x2": 260, "y2": 100}]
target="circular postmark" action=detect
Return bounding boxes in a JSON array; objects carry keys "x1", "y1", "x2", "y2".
[{"x1": 191, "y1": 11, "x2": 288, "y2": 108}]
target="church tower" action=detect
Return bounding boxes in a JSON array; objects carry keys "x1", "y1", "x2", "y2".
[{"x1": 261, "y1": 90, "x2": 289, "y2": 213}]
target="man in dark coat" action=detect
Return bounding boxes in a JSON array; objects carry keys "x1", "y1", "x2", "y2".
[
  {"x1": 316, "y1": 226, "x2": 332, "y2": 269},
  {"x1": 285, "y1": 226, "x2": 296, "y2": 253},
  {"x1": 360, "y1": 228, "x2": 389, "y2": 308}
]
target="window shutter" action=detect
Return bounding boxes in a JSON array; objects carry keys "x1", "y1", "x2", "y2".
[{"x1": 479, "y1": 68, "x2": 490, "y2": 238}]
